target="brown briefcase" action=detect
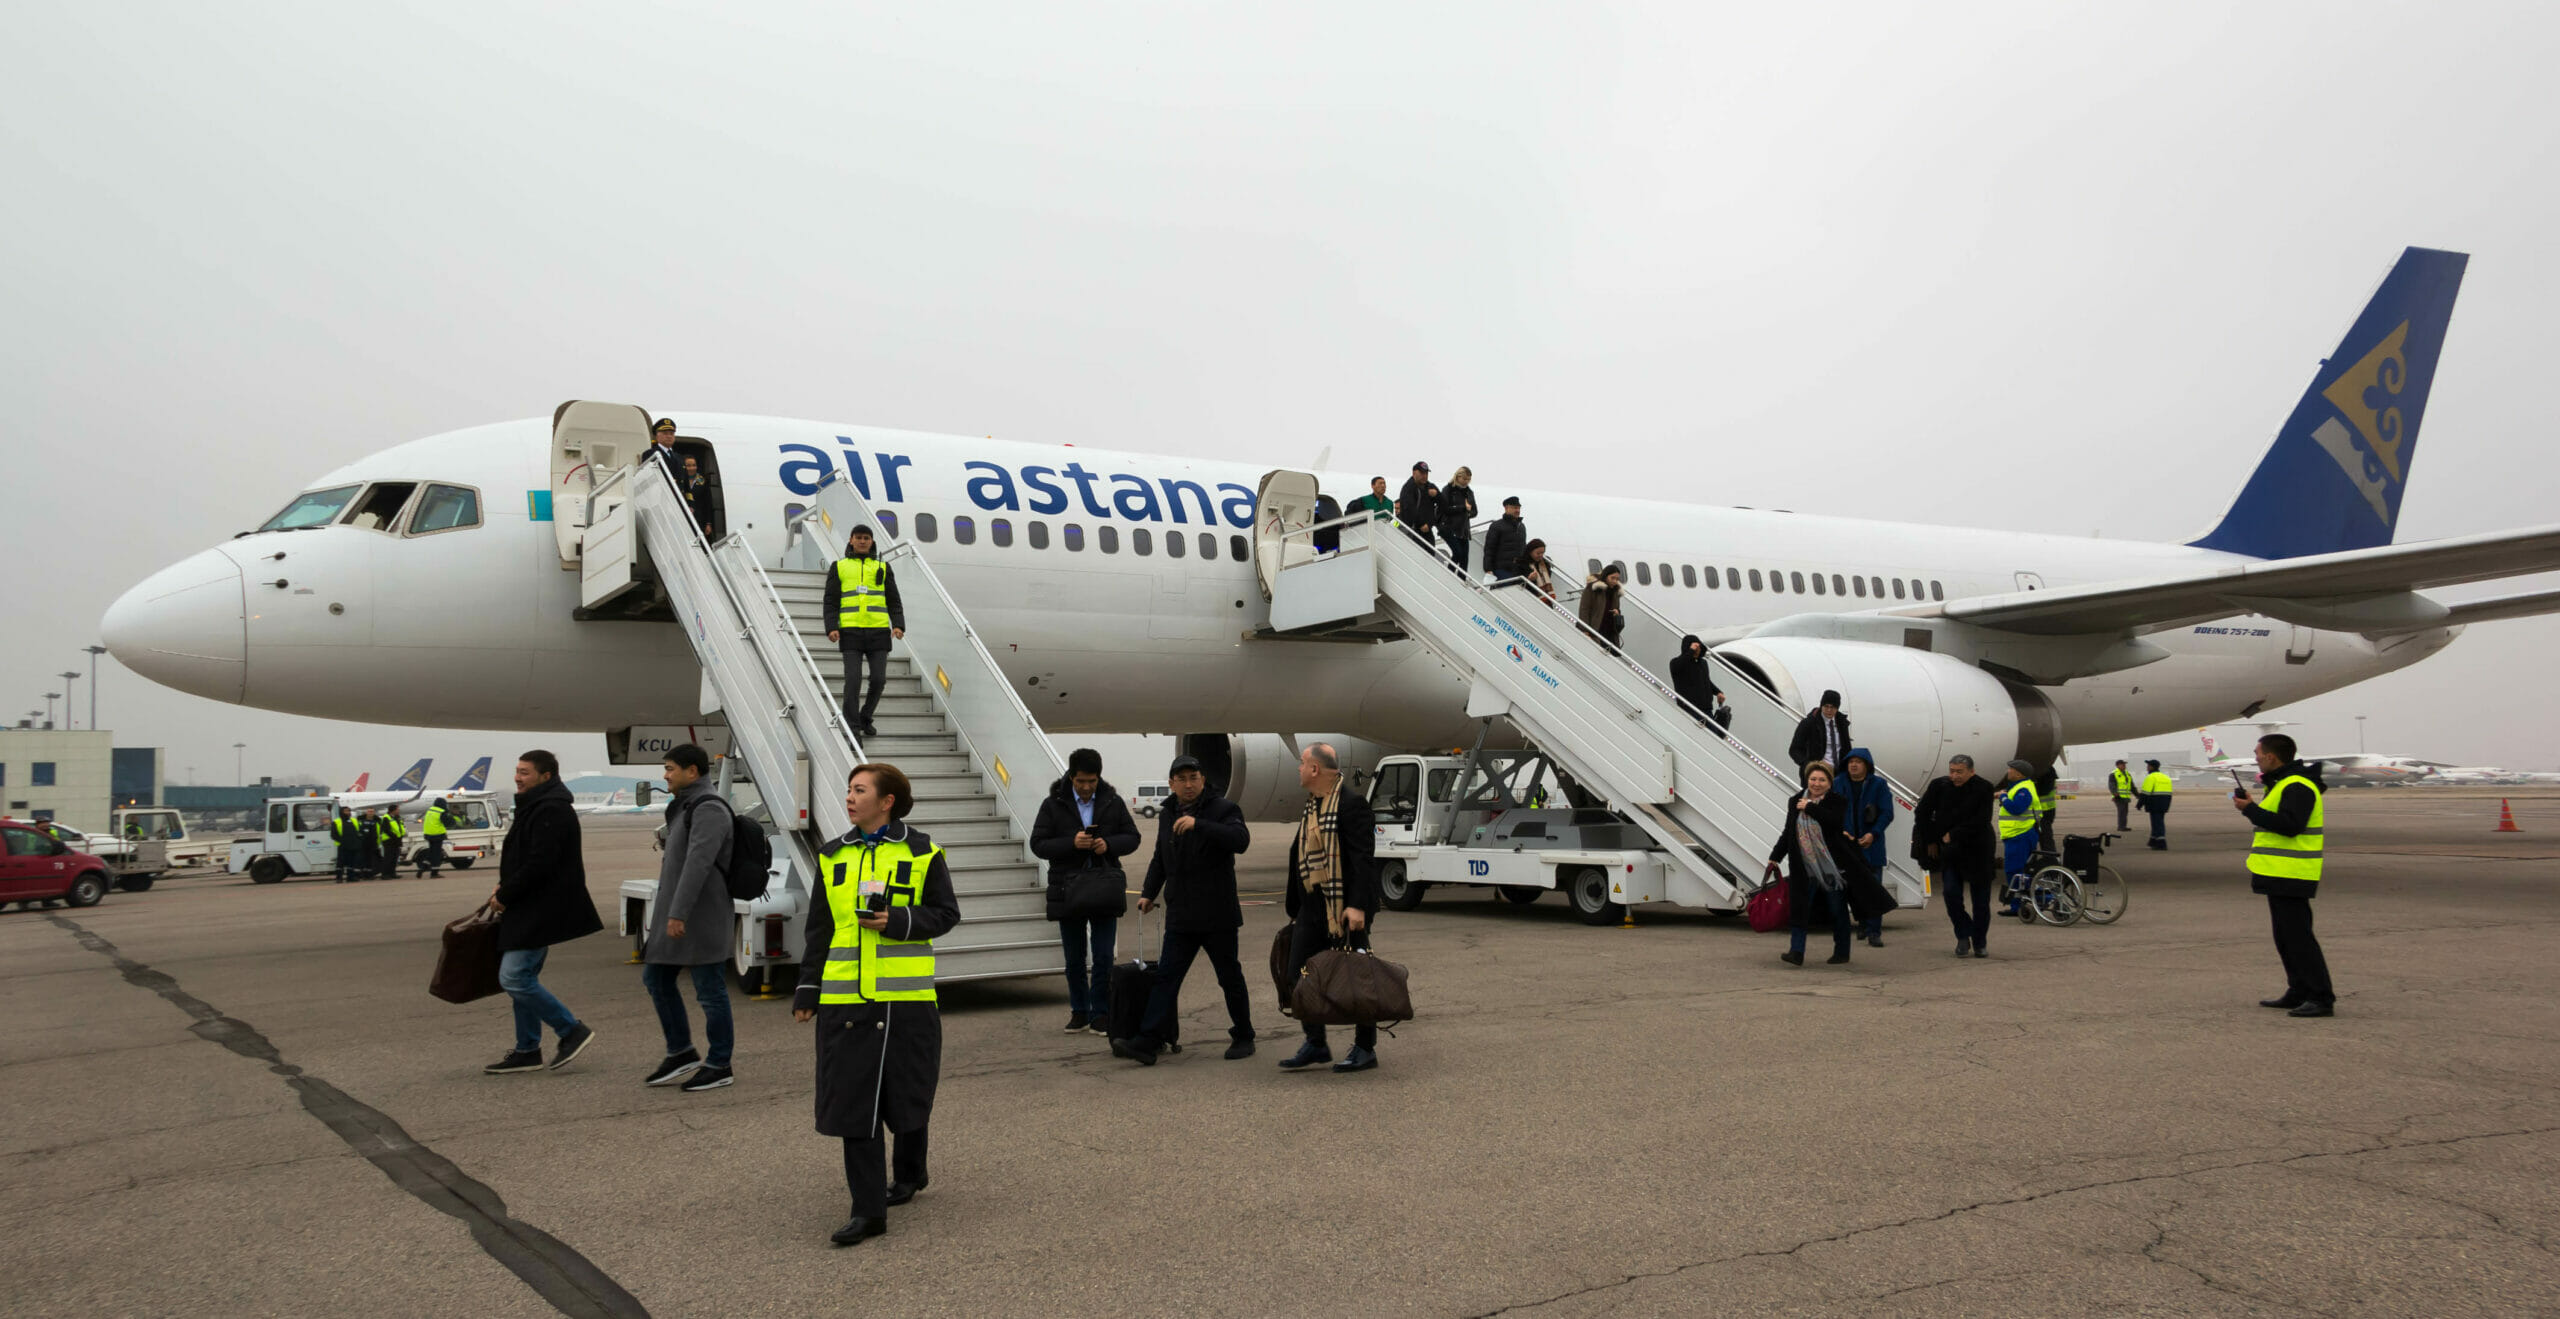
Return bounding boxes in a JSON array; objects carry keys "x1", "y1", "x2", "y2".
[{"x1": 430, "y1": 903, "x2": 505, "y2": 1004}]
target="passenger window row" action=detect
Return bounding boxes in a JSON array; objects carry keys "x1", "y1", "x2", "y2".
[
  {"x1": 1585, "y1": 557, "x2": 1945, "y2": 602},
  {"x1": 881, "y1": 512, "x2": 1249, "y2": 562}
]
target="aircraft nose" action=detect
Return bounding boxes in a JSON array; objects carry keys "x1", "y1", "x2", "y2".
[{"x1": 101, "y1": 548, "x2": 247, "y2": 704}]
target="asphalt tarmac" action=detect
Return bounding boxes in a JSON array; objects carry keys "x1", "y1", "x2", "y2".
[{"x1": 5, "y1": 788, "x2": 2557, "y2": 1317}]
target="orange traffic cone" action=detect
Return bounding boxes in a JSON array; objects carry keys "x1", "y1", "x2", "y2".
[{"x1": 2496, "y1": 799, "x2": 2523, "y2": 833}]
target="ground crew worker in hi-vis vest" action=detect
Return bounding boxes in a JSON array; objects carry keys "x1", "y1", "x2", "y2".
[
  {"x1": 374, "y1": 809, "x2": 406, "y2": 878},
  {"x1": 794, "y1": 763, "x2": 959, "y2": 1248},
  {"x1": 2233, "y1": 733, "x2": 2335, "y2": 1017},
  {"x1": 824, "y1": 527, "x2": 906, "y2": 741},
  {"x1": 416, "y1": 797, "x2": 452, "y2": 876},
  {"x1": 2139, "y1": 760, "x2": 2176, "y2": 850},
  {"x1": 2109, "y1": 760, "x2": 2136, "y2": 832},
  {"x1": 352, "y1": 809, "x2": 382, "y2": 880},
  {"x1": 332, "y1": 807, "x2": 359, "y2": 883},
  {"x1": 1997, "y1": 759, "x2": 2042, "y2": 913}
]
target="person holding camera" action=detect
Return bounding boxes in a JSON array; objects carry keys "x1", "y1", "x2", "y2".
[
  {"x1": 794, "y1": 763, "x2": 961, "y2": 1247},
  {"x1": 1028, "y1": 747, "x2": 1142, "y2": 1035}
]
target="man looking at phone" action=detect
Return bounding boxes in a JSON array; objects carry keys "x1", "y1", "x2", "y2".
[{"x1": 795, "y1": 763, "x2": 960, "y2": 1247}]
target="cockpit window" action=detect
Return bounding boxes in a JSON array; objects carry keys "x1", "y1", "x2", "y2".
[
  {"x1": 406, "y1": 484, "x2": 482, "y2": 535},
  {"x1": 259, "y1": 485, "x2": 363, "y2": 532},
  {"x1": 342, "y1": 482, "x2": 419, "y2": 532}
]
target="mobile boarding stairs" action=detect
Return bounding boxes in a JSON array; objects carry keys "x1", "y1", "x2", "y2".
[
  {"x1": 551, "y1": 401, "x2": 1064, "y2": 988},
  {"x1": 1251, "y1": 475, "x2": 1928, "y2": 917}
]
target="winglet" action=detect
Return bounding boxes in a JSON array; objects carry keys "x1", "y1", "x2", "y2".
[{"x1": 2192, "y1": 247, "x2": 2468, "y2": 559}]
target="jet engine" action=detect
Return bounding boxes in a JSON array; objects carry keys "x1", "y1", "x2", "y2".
[
  {"x1": 1176, "y1": 733, "x2": 1389, "y2": 820},
  {"x1": 1713, "y1": 638, "x2": 2062, "y2": 785}
]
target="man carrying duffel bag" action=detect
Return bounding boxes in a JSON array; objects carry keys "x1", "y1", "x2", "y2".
[{"x1": 1279, "y1": 742, "x2": 1384, "y2": 1074}]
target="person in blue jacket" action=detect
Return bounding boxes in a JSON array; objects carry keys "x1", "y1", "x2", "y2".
[{"x1": 1837, "y1": 749, "x2": 1897, "y2": 947}]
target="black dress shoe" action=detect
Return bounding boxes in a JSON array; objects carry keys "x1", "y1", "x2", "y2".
[
  {"x1": 1109, "y1": 1037, "x2": 1158, "y2": 1066},
  {"x1": 1780, "y1": 949, "x2": 1805, "y2": 966},
  {"x1": 1865, "y1": 933, "x2": 1885, "y2": 948},
  {"x1": 1333, "y1": 1046, "x2": 1378, "y2": 1073},
  {"x1": 1223, "y1": 1039, "x2": 1256, "y2": 1060},
  {"x1": 1826, "y1": 951, "x2": 1850, "y2": 964},
  {"x1": 2259, "y1": 995, "x2": 2304, "y2": 1009},
  {"x1": 830, "y1": 1216, "x2": 886, "y2": 1247},
  {"x1": 2288, "y1": 1001, "x2": 2335, "y2": 1018},
  {"x1": 885, "y1": 1178, "x2": 928, "y2": 1207},
  {"x1": 1278, "y1": 1041, "x2": 1332, "y2": 1070}
]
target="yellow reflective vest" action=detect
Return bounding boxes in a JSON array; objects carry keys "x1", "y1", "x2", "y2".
[
  {"x1": 1998, "y1": 780, "x2": 2041, "y2": 839},
  {"x1": 835, "y1": 556, "x2": 891, "y2": 631},
  {"x1": 2141, "y1": 771, "x2": 2175, "y2": 798},
  {"x1": 815, "y1": 830, "x2": 943, "y2": 1004},
  {"x1": 421, "y1": 806, "x2": 449, "y2": 837},
  {"x1": 2109, "y1": 768, "x2": 2134, "y2": 800},
  {"x1": 375, "y1": 814, "x2": 405, "y2": 843},
  {"x1": 2246, "y1": 774, "x2": 2325, "y2": 884}
]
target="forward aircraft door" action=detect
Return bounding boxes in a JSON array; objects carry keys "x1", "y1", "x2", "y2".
[
  {"x1": 549, "y1": 400, "x2": 654, "y2": 567},
  {"x1": 1253, "y1": 469, "x2": 1321, "y2": 600}
]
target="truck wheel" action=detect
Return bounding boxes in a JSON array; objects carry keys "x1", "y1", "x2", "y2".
[
  {"x1": 66, "y1": 872, "x2": 109, "y2": 907},
  {"x1": 1497, "y1": 885, "x2": 1542, "y2": 906},
  {"x1": 1566, "y1": 867, "x2": 1623, "y2": 926},
  {"x1": 248, "y1": 856, "x2": 290, "y2": 885},
  {"x1": 116, "y1": 876, "x2": 157, "y2": 892},
  {"x1": 1377, "y1": 861, "x2": 1424, "y2": 912},
  {"x1": 451, "y1": 858, "x2": 475, "y2": 870}
]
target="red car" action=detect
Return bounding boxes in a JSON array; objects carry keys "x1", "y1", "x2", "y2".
[{"x1": 1, "y1": 819, "x2": 111, "y2": 909}]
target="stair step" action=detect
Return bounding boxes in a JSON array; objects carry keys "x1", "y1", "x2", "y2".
[
  {"x1": 949, "y1": 861, "x2": 1041, "y2": 887},
  {"x1": 860, "y1": 733, "x2": 962, "y2": 756},
  {"x1": 881, "y1": 754, "x2": 974, "y2": 777},
  {"x1": 916, "y1": 816, "x2": 1013, "y2": 844},
  {"x1": 941, "y1": 839, "x2": 1035, "y2": 869},
  {"x1": 906, "y1": 794, "x2": 999, "y2": 819},
  {"x1": 952, "y1": 889, "x2": 1049, "y2": 921}
]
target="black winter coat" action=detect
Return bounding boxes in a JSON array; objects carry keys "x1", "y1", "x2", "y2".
[
  {"x1": 2241, "y1": 760, "x2": 2327, "y2": 899},
  {"x1": 1668, "y1": 635, "x2": 1721, "y2": 713},
  {"x1": 1481, "y1": 515, "x2": 1527, "y2": 575},
  {"x1": 793, "y1": 823, "x2": 962, "y2": 1139},
  {"x1": 1788, "y1": 709, "x2": 1853, "y2": 770},
  {"x1": 1768, "y1": 790, "x2": 1871, "y2": 882},
  {"x1": 1285, "y1": 791, "x2": 1381, "y2": 923},
  {"x1": 1436, "y1": 484, "x2": 1478, "y2": 543},
  {"x1": 1141, "y1": 789, "x2": 1251, "y2": 932},
  {"x1": 494, "y1": 777, "x2": 603, "y2": 952},
  {"x1": 1396, "y1": 477, "x2": 1439, "y2": 534},
  {"x1": 1026, "y1": 776, "x2": 1143, "y2": 920},
  {"x1": 1912, "y1": 773, "x2": 1999, "y2": 882}
]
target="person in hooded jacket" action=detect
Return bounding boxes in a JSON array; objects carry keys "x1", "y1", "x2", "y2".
[
  {"x1": 1578, "y1": 564, "x2": 1626, "y2": 650},
  {"x1": 1115, "y1": 754, "x2": 1255, "y2": 1063},
  {"x1": 1914, "y1": 754, "x2": 2000, "y2": 957},
  {"x1": 1026, "y1": 748, "x2": 1141, "y2": 1035},
  {"x1": 1667, "y1": 635, "x2": 1725, "y2": 733},
  {"x1": 1837, "y1": 749, "x2": 1898, "y2": 947},
  {"x1": 1788, "y1": 691, "x2": 1852, "y2": 773},
  {"x1": 1764, "y1": 761, "x2": 1868, "y2": 966}
]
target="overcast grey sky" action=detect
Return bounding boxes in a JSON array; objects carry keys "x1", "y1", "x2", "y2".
[{"x1": 5, "y1": 1, "x2": 2556, "y2": 787}]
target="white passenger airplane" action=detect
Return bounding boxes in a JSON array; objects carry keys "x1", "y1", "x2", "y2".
[{"x1": 100, "y1": 248, "x2": 2560, "y2": 794}]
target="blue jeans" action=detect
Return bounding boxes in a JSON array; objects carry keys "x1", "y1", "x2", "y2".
[
  {"x1": 1059, "y1": 914, "x2": 1117, "y2": 1016},
  {"x1": 642, "y1": 962, "x2": 733, "y2": 1067},
  {"x1": 499, "y1": 947, "x2": 580, "y2": 1054}
]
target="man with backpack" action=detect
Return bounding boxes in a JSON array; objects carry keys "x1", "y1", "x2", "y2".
[{"x1": 642, "y1": 743, "x2": 741, "y2": 1091}]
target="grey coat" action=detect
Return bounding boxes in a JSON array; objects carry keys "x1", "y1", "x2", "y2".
[{"x1": 646, "y1": 780, "x2": 736, "y2": 966}]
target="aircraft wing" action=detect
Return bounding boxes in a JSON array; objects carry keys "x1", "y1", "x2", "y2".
[{"x1": 1896, "y1": 523, "x2": 2560, "y2": 636}]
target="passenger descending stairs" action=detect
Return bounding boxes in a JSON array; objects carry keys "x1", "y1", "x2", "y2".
[
  {"x1": 1265, "y1": 512, "x2": 1930, "y2": 912},
  {"x1": 575, "y1": 431, "x2": 1062, "y2": 983}
]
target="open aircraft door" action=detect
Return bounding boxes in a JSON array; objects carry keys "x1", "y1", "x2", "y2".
[
  {"x1": 1253, "y1": 469, "x2": 1321, "y2": 601},
  {"x1": 549, "y1": 401, "x2": 653, "y2": 568}
]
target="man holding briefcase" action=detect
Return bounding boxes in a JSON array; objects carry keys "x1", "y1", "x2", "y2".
[{"x1": 1281, "y1": 742, "x2": 1384, "y2": 1074}]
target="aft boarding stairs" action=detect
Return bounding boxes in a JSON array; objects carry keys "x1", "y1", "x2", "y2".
[
  {"x1": 574, "y1": 452, "x2": 1062, "y2": 984},
  {"x1": 1264, "y1": 513, "x2": 1929, "y2": 913}
]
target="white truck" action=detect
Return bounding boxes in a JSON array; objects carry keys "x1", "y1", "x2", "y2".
[
  {"x1": 1368, "y1": 749, "x2": 1732, "y2": 926},
  {"x1": 227, "y1": 792, "x2": 508, "y2": 883}
]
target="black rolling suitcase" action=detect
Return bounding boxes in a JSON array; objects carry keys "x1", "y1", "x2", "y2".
[{"x1": 1107, "y1": 909, "x2": 1180, "y2": 1051}]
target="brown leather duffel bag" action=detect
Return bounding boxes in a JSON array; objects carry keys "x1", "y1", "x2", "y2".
[
  {"x1": 1289, "y1": 945, "x2": 1413, "y2": 1027},
  {"x1": 430, "y1": 903, "x2": 505, "y2": 1004}
]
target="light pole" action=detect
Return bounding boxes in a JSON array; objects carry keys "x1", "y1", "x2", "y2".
[
  {"x1": 59, "y1": 673, "x2": 80, "y2": 729},
  {"x1": 2355, "y1": 715, "x2": 2367, "y2": 754},
  {"x1": 233, "y1": 742, "x2": 247, "y2": 783},
  {"x1": 82, "y1": 645, "x2": 105, "y2": 731},
  {"x1": 44, "y1": 693, "x2": 61, "y2": 728}
]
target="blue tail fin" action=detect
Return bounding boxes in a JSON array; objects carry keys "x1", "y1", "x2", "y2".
[
  {"x1": 386, "y1": 758, "x2": 433, "y2": 792},
  {"x1": 2190, "y1": 246, "x2": 2467, "y2": 559},
  {"x1": 449, "y1": 757, "x2": 492, "y2": 792}
]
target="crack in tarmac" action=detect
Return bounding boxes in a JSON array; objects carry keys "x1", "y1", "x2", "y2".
[{"x1": 1463, "y1": 1124, "x2": 2560, "y2": 1317}]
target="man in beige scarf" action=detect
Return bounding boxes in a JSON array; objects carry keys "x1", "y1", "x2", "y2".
[{"x1": 1282, "y1": 743, "x2": 1383, "y2": 1074}]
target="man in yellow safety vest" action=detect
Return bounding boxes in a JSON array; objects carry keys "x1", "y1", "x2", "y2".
[
  {"x1": 1996, "y1": 759, "x2": 2042, "y2": 916},
  {"x1": 2138, "y1": 759, "x2": 2176, "y2": 850},
  {"x1": 824, "y1": 527, "x2": 906, "y2": 741},
  {"x1": 794, "y1": 763, "x2": 958, "y2": 1247},
  {"x1": 417, "y1": 797, "x2": 452, "y2": 877},
  {"x1": 2109, "y1": 760, "x2": 2135, "y2": 831},
  {"x1": 2233, "y1": 733, "x2": 2334, "y2": 1017}
]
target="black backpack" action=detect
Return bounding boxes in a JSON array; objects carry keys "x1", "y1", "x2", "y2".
[{"x1": 680, "y1": 795, "x2": 775, "y2": 901}]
